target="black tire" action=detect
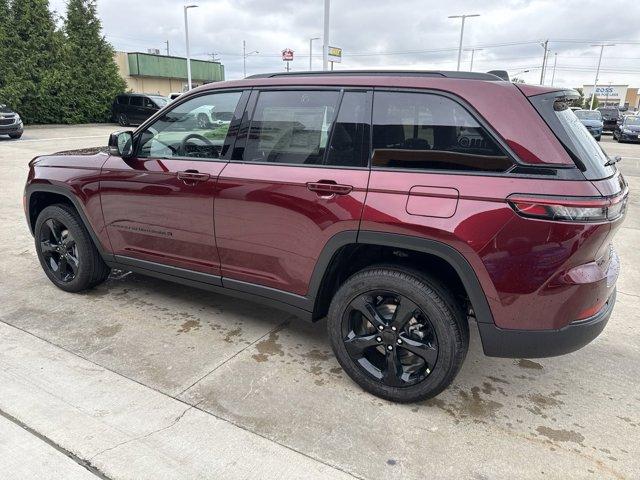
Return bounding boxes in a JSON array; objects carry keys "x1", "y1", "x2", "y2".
[
  {"x1": 595, "y1": 135, "x2": 601, "y2": 142},
  {"x1": 118, "y1": 113, "x2": 129, "y2": 126},
  {"x1": 9, "y1": 132, "x2": 22, "y2": 139},
  {"x1": 34, "y1": 204, "x2": 111, "y2": 292},
  {"x1": 327, "y1": 266, "x2": 468, "y2": 403}
]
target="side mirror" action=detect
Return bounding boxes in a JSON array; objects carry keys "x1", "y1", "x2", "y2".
[{"x1": 108, "y1": 131, "x2": 134, "y2": 158}]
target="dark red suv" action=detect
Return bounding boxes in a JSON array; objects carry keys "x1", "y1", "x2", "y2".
[{"x1": 24, "y1": 71, "x2": 627, "y2": 402}]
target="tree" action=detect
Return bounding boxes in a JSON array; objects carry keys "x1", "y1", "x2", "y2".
[
  {"x1": 0, "y1": 0, "x2": 64, "y2": 123},
  {"x1": 573, "y1": 87, "x2": 585, "y2": 109},
  {"x1": 0, "y1": 0, "x2": 10, "y2": 90},
  {"x1": 61, "y1": 0, "x2": 125, "y2": 123}
]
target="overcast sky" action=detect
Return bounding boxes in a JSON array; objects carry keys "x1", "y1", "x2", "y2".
[{"x1": 48, "y1": 0, "x2": 640, "y2": 88}]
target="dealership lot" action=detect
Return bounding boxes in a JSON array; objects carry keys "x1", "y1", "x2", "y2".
[{"x1": 1, "y1": 126, "x2": 639, "y2": 479}]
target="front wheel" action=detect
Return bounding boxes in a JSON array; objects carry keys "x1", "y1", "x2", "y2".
[
  {"x1": 9, "y1": 132, "x2": 22, "y2": 139},
  {"x1": 327, "y1": 266, "x2": 468, "y2": 403},
  {"x1": 34, "y1": 204, "x2": 111, "y2": 292},
  {"x1": 118, "y1": 113, "x2": 129, "y2": 126},
  {"x1": 595, "y1": 135, "x2": 601, "y2": 142}
]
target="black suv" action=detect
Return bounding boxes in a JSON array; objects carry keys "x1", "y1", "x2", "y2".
[
  {"x1": 111, "y1": 93, "x2": 168, "y2": 126},
  {"x1": 598, "y1": 106, "x2": 621, "y2": 132},
  {"x1": 0, "y1": 104, "x2": 24, "y2": 139}
]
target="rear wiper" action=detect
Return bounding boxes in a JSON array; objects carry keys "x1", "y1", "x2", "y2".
[{"x1": 604, "y1": 155, "x2": 622, "y2": 167}]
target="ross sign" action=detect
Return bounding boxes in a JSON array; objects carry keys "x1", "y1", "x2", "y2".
[
  {"x1": 583, "y1": 84, "x2": 628, "y2": 106},
  {"x1": 328, "y1": 46, "x2": 342, "y2": 63},
  {"x1": 282, "y1": 49, "x2": 294, "y2": 62}
]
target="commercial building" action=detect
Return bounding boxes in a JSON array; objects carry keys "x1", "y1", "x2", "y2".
[
  {"x1": 114, "y1": 51, "x2": 225, "y2": 97},
  {"x1": 582, "y1": 84, "x2": 640, "y2": 110}
]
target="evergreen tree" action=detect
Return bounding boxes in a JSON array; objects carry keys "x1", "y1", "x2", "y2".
[
  {"x1": 0, "y1": 0, "x2": 10, "y2": 90},
  {"x1": 0, "y1": 0, "x2": 64, "y2": 123},
  {"x1": 62, "y1": 0, "x2": 125, "y2": 123}
]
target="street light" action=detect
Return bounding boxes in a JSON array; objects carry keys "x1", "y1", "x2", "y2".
[
  {"x1": 464, "y1": 47, "x2": 483, "y2": 71},
  {"x1": 183, "y1": 4, "x2": 198, "y2": 90},
  {"x1": 309, "y1": 37, "x2": 320, "y2": 71},
  {"x1": 448, "y1": 14, "x2": 480, "y2": 71},
  {"x1": 590, "y1": 43, "x2": 615, "y2": 110},
  {"x1": 242, "y1": 40, "x2": 259, "y2": 78}
]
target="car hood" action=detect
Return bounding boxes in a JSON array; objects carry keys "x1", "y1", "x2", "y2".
[
  {"x1": 622, "y1": 124, "x2": 640, "y2": 132},
  {"x1": 579, "y1": 119, "x2": 603, "y2": 127},
  {"x1": 0, "y1": 106, "x2": 16, "y2": 114}
]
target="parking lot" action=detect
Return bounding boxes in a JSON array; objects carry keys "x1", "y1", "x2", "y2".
[{"x1": 1, "y1": 125, "x2": 639, "y2": 479}]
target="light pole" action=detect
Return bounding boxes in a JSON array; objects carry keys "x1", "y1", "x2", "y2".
[
  {"x1": 590, "y1": 43, "x2": 615, "y2": 110},
  {"x1": 309, "y1": 37, "x2": 320, "y2": 71},
  {"x1": 464, "y1": 48, "x2": 483, "y2": 71},
  {"x1": 448, "y1": 14, "x2": 480, "y2": 71},
  {"x1": 183, "y1": 4, "x2": 198, "y2": 90},
  {"x1": 243, "y1": 40, "x2": 259, "y2": 78},
  {"x1": 550, "y1": 52, "x2": 558, "y2": 86},
  {"x1": 539, "y1": 40, "x2": 549, "y2": 85},
  {"x1": 323, "y1": 0, "x2": 330, "y2": 71}
]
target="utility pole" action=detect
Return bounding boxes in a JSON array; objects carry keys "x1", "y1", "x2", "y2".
[
  {"x1": 208, "y1": 53, "x2": 220, "y2": 63},
  {"x1": 183, "y1": 4, "x2": 198, "y2": 90},
  {"x1": 550, "y1": 52, "x2": 558, "y2": 86},
  {"x1": 323, "y1": 0, "x2": 330, "y2": 71},
  {"x1": 165, "y1": 40, "x2": 170, "y2": 56},
  {"x1": 449, "y1": 14, "x2": 480, "y2": 71},
  {"x1": 243, "y1": 40, "x2": 259, "y2": 78},
  {"x1": 590, "y1": 43, "x2": 615, "y2": 110},
  {"x1": 539, "y1": 40, "x2": 548, "y2": 85},
  {"x1": 309, "y1": 37, "x2": 320, "y2": 71},
  {"x1": 464, "y1": 48, "x2": 483, "y2": 71}
]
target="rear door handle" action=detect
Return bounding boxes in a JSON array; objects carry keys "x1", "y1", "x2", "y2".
[
  {"x1": 177, "y1": 170, "x2": 211, "y2": 183},
  {"x1": 307, "y1": 180, "x2": 353, "y2": 196}
]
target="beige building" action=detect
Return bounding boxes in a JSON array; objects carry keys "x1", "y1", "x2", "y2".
[{"x1": 114, "y1": 51, "x2": 225, "y2": 97}]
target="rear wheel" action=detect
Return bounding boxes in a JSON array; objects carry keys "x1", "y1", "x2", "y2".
[
  {"x1": 595, "y1": 135, "x2": 601, "y2": 142},
  {"x1": 327, "y1": 266, "x2": 468, "y2": 403},
  {"x1": 34, "y1": 204, "x2": 110, "y2": 292}
]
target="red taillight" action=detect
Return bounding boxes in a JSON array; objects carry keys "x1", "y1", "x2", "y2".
[{"x1": 508, "y1": 193, "x2": 627, "y2": 223}]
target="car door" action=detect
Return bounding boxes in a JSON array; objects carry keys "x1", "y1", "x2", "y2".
[
  {"x1": 214, "y1": 88, "x2": 372, "y2": 296},
  {"x1": 100, "y1": 89, "x2": 247, "y2": 276}
]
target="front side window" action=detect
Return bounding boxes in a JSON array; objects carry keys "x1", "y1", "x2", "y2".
[
  {"x1": 137, "y1": 91, "x2": 242, "y2": 160},
  {"x1": 243, "y1": 90, "x2": 340, "y2": 165},
  {"x1": 372, "y1": 92, "x2": 511, "y2": 172}
]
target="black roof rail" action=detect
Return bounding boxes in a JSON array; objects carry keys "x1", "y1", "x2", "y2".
[{"x1": 246, "y1": 70, "x2": 504, "y2": 81}]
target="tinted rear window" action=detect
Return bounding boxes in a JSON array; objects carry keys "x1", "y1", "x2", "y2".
[
  {"x1": 530, "y1": 92, "x2": 615, "y2": 180},
  {"x1": 130, "y1": 96, "x2": 143, "y2": 107}
]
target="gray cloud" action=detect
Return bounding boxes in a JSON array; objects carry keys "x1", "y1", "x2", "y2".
[{"x1": 49, "y1": 0, "x2": 640, "y2": 87}]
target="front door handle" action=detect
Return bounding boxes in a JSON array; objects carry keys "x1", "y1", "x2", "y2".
[
  {"x1": 307, "y1": 180, "x2": 353, "y2": 197},
  {"x1": 177, "y1": 170, "x2": 211, "y2": 184}
]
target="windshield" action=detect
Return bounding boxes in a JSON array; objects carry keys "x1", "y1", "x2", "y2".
[
  {"x1": 624, "y1": 116, "x2": 640, "y2": 126},
  {"x1": 575, "y1": 110, "x2": 601, "y2": 121}
]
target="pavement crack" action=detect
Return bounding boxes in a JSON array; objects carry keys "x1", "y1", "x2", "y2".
[
  {"x1": 88, "y1": 403, "x2": 197, "y2": 462},
  {"x1": 0, "y1": 407, "x2": 114, "y2": 480},
  {"x1": 618, "y1": 290, "x2": 640, "y2": 299},
  {"x1": 175, "y1": 319, "x2": 292, "y2": 398}
]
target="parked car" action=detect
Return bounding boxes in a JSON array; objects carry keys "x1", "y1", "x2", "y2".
[
  {"x1": 0, "y1": 103, "x2": 24, "y2": 139},
  {"x1": 598, "y1": 106, "x2": 622, "y2": 132},
  {"x1": 111, "y1": 93, "x2": 168, "y2": 126},
  {"x1": 574, "y1": 109, "x2": 603, "y2": 141},
  {"x1": 25, "y1": 71, "x2": 627, "y2": 403},
  {"x1": 613, "y1": 115, "x2": 640, "y2": 143}
]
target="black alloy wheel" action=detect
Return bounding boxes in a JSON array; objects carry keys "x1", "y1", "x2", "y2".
[
  {"x1": 118, "y1": 113, "x2": 129, "y2": 126},
  {"x1": 34, "y1": 204, "x2": 111, "y2": 292},
  {"x1": 342, "y1": 291, "x2": 438, "y2": 387},
  {"x1": 327, "y1": 266, "x2": 468, "y2": 402},
  {"x1": 39, "y1": 218, "x2": 79, "y2": 283}
]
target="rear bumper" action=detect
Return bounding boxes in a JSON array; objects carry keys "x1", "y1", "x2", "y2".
[{"x1": 478, "y1": 289, "x2": 616, "y2": 358}]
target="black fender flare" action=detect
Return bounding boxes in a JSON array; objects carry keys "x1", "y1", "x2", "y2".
[
  {"x1": 307, "y1": 230, "x2": 494, "y2": 325},
  {"x1": 25, "y1": 183, "x2": 114, "y2": 262}
]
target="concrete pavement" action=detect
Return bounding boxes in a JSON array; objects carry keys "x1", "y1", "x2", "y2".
[{"x1": 1, "y1": 126, "x2": 639, "y2": 479}]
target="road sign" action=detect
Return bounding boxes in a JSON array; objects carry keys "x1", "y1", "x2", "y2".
[
  {"x1": 282, "y1": 49, "x2": 294, "y2": 62},
  {"x1": 328, "y1": 46, "x2": 342, "y2": 63}
]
